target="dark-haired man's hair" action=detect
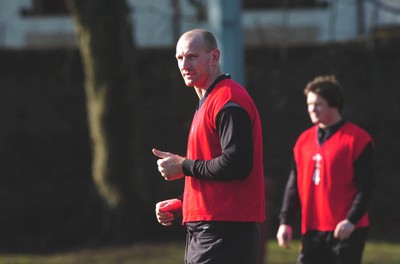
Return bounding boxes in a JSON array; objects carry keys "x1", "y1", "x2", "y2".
[{"x1": 304, "y1": 75, "x2": 344, "y2": 114}]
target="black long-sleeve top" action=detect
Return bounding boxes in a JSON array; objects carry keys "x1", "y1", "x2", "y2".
[
  {"x1": 182, "y1": 74, "x2": 254, "y2": 181},
  {"x1": 279, "y1": 120, "x2": 375, "y2": 226}
]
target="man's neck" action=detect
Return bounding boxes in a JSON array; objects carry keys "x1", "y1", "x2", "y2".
[
  {"x1": 318, "y1": 116, "x2": 342, "y2": 129},
  {"x1": 195, "y1": 70, "x2": 223, "y2": 99}
]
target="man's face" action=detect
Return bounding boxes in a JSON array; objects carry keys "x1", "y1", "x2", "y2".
[
  {"x1": 307, "y1": 92, "x2": 338, "y2": 127},
  {"x1": 175, "y1": 35, "x2": 214, "y2": 88}
]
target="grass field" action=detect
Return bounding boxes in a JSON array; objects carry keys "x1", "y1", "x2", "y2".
[{"x1": 0, "y1": 240, "x2": 398, "y2": 264}]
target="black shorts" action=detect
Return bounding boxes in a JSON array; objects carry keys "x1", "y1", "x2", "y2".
[
  {"x1": 184, "y1": 221, "x2": 259, "y2": 264},
  {"x1": 298, "y1": 227, "x2": 368, "y2": 264}
]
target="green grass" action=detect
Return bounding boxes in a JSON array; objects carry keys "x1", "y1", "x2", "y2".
[
  {"x1": 0, "y1": 240, "x2": 398, "y2": 264},
  {"x1": 265, "y1": 240, "x2": 400, "y2": 264}
]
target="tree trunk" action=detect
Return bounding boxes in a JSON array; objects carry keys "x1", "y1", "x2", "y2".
[{"x1": 66, "y1": 0, "x2": 145, "y2": 243}]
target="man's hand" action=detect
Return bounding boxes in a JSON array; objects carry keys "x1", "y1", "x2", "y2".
[
  {"x1": 155, "y1": 199, "x2": 182, "y2": 226},
  {"x1": 276, "y1": 224, "x2": 293, "y2": 249},
  {"x1": 152, "y1": 148, "x2": 185, "y2": 181},
  {"x1": 334, "y1": 219, "x2": 355, "y2": 240}
]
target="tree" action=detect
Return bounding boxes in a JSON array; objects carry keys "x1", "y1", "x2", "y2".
[{"x1": 65, "y1": 0, "x2": 146, "y2": 243}]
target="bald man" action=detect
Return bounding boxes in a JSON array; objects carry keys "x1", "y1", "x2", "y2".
[{"x1": 153, "y1": 29, "x2": 265, "y2": 263}]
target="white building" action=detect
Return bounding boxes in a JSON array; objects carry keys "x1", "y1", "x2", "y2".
[{"x1": 0, "y1": 0, "x2": 399, "y2": 49}]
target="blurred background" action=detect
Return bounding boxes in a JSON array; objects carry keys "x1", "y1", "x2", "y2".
[{"x1": 0, "y1": 0, "x2": 399, "y2": 254}]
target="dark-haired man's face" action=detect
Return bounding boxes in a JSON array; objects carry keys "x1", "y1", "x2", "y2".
[{"x1": 307, "y1": 92, "x2": 340, "y2": 128}]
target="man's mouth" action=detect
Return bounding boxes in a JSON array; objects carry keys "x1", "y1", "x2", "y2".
[{"x1": 183, "y1": 72, "x2": 194, "y2": 77}]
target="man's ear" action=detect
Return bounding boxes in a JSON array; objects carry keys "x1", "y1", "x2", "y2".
[{"x1": 210, "y1": 49, "x2": 220, "y2": 66}]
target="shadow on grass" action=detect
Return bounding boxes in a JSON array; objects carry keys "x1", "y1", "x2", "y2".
[{"x1": 0, "y1": 240, "x2": 399, "y2": 264}]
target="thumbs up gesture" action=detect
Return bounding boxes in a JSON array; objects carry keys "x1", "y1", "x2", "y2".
[{"x1": 152, "y1": 148, "x2": 185, "y2": 181}]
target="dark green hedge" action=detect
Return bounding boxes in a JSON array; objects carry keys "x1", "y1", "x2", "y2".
[{"x1": 0, "y1": 38, "x2": 398, "y2": 251}]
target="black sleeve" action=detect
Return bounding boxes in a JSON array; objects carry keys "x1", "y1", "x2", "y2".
[
  {"x1": 279, "y1": 159, "x2": 301, "y2": 225},
  {"x1": 182, "y1": 105, "x2": 253, "y2": 181},
  {"x1": 177, "y1": 194, "x2": 183, "y2": 201},
  {"x1": 346, "y1": 142, "x2": 375, "y2": 224}
]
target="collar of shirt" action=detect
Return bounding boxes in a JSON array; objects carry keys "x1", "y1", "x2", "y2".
[
  {"x1": 197, "y1": 74, "x2": 231, "y2": 110},
  {"x1": 318, "y1": 119, "x2": 346, "y2": 145}
]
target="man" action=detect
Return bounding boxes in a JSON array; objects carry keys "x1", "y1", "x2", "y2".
[
  {"x1": 276, "y1": 76, "x2": 375, "y2": 264},
  {"x1": 153, "y1": 29, "x2": 265, "y2": 264}
]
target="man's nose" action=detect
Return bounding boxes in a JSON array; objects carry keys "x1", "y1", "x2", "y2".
[{"x1": 181, "y1": 58, "x2": 191, "y2": 69}]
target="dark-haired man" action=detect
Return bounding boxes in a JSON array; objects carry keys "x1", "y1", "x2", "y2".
[{"x1": 276, "y1": 76, "x2": 375, "y2": 264}]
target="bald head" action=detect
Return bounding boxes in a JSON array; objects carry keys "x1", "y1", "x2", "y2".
[
  {"x1": 179, "y1": 29, "x2": 218, "y2": 53},
  {"x1": 175, "y1": 29, "x2": 222, "y2": 93}
]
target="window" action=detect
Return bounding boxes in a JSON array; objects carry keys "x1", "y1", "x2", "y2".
[
  {"x1": 243, "y1": 0, "x2": 329, "y2": 10},
  {"x1": 21, "y1": 0, "x2": 69, "y2": 16}
]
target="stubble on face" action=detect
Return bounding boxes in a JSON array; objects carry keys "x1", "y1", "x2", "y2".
[
  {"x1": 307, "y1": 92, "x2": 341, "y2": 128},
  {"x1": 176, "y1": 33, "x2": 211, "y2": 89}
]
